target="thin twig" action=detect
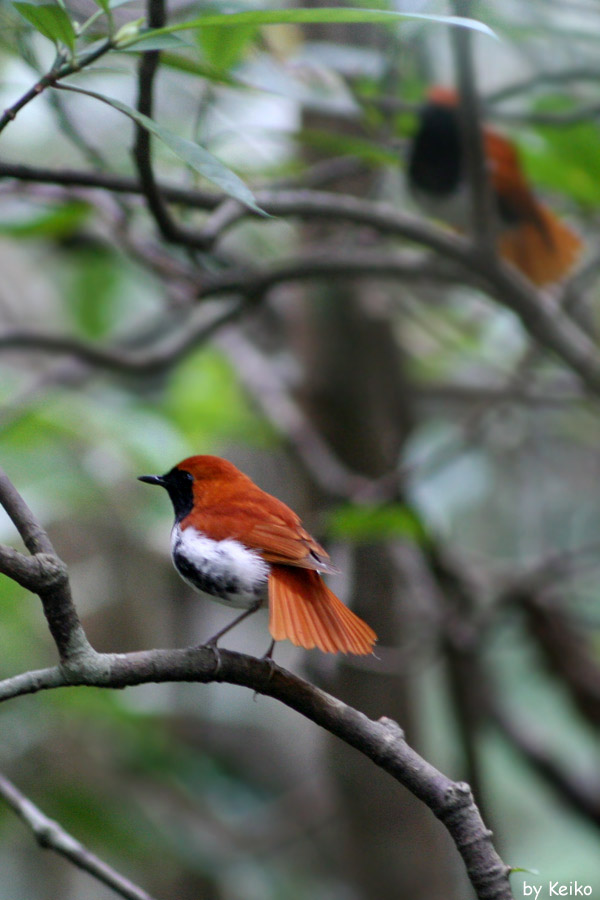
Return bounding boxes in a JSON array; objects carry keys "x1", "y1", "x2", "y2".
[
  {"x1": 0, "y1": 161, "x2": 220, "y2": 207},
  {"x1": 0, "y1": 40, "x2": 114, "y2": 134},
  {"x1": 216, "y1": 329, "x2": 370, "y2": 498},
  {"x1": 0, "y1": 773, "x2": 160, "y2": 900},
  {"x1": 486, "y1": 67, "x2": 600, "y2": 103},
  {"x1": 0, "y1": 300, "x2": 245, "y2": 376},
  {"x1": 131, "y1": 0, "x2": 212, "y2": 250},
  {"x1": 491, "y1": 704, "x2": 600, "y2": 827}
]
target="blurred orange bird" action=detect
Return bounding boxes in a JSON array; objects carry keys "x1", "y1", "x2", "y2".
[
  {"x1": 408, "y1": 86, "x2": 582, "y2": 286},
  {"x1": 139, "y1": 455, "x2": 377, "y2": 655}
]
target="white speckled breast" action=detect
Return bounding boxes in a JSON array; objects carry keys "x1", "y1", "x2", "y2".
[{"x1": 170, "y1": 524, "x2": 270, "y2": 609}]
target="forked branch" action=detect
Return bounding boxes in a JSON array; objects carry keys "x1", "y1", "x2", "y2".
[{"x1": 0, "y1": 470, "x2": 514, "y2": 900}]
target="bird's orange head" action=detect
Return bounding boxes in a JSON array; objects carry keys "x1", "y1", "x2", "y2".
[
  {"x1": 426, "y1": 85, "x2": 458, "y2": 107},
  {"x1": 138, "y1": 455, "x2": 256, "y2": 522}
]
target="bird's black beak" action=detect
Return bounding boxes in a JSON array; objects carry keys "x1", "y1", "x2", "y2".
[{"x1": 138, "y1": 474, "x2": 165, "y2": 487}]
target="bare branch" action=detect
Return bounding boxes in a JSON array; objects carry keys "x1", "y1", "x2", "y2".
[
  {"x1": 1, "y1": 169, "x2": 599, "y2": 399},
  {"x1": 0, "y1": 164, "x2": 482, "y2": 264},
  {"x1": 0, "y1": 235, "x2": 598, "y2": 404},
  {"x1": 202, "y1": 250, "x2": 600, "y2": 399},
  {"x1": 0, "y1": 773, "x2": 160, "y2": 900},
  {"x1": 0, "y1": 469, "x2": 55, "y2": 557},
  {"x1": 0, "y1": 467, "x2": 93, "y2": 663},
  {"x1": 486, "y1": 67, "x2": 600, "y2": 103},
  {"x1": 0, "y1": 647, "x2": 513, "y2": 900},
  {"x1": 0, "y1": 545, "x2": 66, "y2": 593},
  {"x1": 0, "y1": 161, "x2": 220, "y2": 208},
  {"x1": 0, "y1": 301, "x2": 244, "y2": 376},
  {"x1": 497, "y1": 101, "x2": 600, "y2": 127},
  {"x1": 523, "y1": 592, "x2": 600, "y2": 725},
  {"x1": 216, "y1": 329, "x2": 371, "y2": 498},
  {"x1": 491, "y1": 704, "x2": 600, "y2": 827}
]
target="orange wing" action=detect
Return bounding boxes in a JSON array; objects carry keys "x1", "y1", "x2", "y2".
[
  {"x1": 269, "y1": 566, "x2": 377, "y2": 655},
  {"x1": 484, "y1": 130, "x2": 582, "y2": 285},
  {"x1": 182, "y1": 484, "x2": 338, "y2": 573}
]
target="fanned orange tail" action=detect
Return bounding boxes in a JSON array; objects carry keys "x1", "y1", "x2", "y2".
[
  {"x1": 497, "y1": 202, "x2": 582, "y2": 287},
  {"x1": 268, "y1": 566, "x2": 377, "y2": 655}
]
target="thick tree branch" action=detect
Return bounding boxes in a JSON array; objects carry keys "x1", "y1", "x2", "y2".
[
  {"x1": 2, "y1": 158, "x2": 596, "y2": 397},
  {"x1": 0, "y1": 773, "x2": 159, "y2": 900},
  {"x1": 0, "y1": 235, "x2": 597, "y2": 402},
  {"x1": 0, "y1": 646, "x2": 513, "y2": 900},
  {"x1": 0, "y1": 470, "x2": 513, "y2": 899},
  {"x1": 201, "y1": 251, "x2": 600, "y2": 399}
]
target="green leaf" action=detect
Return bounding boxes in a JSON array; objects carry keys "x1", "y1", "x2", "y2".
[
  {"x1": 159, "y1": 52, "x2": 248, "y2": 88},
  {"x1": 93, "y1": 0, "x2": 110, "y2": 13},
  {"x1": 13, "y1": 1, "x2": 76, "y2": 50},
  {"x1": 518, "y1": 100, "x2": 600, "y2": 209},
  {"x1": 198, "y1": 22, "x2": 257, "y2": 72},
  {"x1": 164, "y1": 349, "x2": 273, "y2": 448},
  {"x1": 58, "y1": 85, "x2": 266, "y2": 214},
  {"x1": 121, "y1": 7, "x2": 497, "y2": 49},
  {"x1": 0, "y1": 201, "x2": 90, "y2": 238},
  {"x1": 66, "y1": 247, "x2": 121, "y2": 338},
  {"x1": 120, "y1": 33, "x2": 189, "y2": 51},
  {"x1": 327, "y1": 503, "x2": 428, "y2": 544}
]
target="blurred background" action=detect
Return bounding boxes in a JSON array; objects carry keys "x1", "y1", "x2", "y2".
[{"x1": 0, "y1": 0, "x2": 599, "y2": 897}]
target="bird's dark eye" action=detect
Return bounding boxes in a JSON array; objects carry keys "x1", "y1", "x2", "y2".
[{"x1": 185, "y1": 472, "x2": 193, "y2": 482}]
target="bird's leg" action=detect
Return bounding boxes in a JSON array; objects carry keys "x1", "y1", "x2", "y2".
[
  {"x1": 261, "y1": 639, "x2": 276, "y2": 660},
  {"x1": 202, "y1": 601, "x2": 262, "y2": 648},
  {"x1": 259, "y1": 639, "x2": 277, "y2": 685}
]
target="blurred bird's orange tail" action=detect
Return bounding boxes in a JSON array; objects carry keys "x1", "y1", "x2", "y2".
[
  {"x1": 497, "y1": 202, "x2": 582, "y2": 287},
  {"x1": 409, "y1": 89, "x2": 583, "y2": 286},
  {"x1": 269, "y1": 566, "x2": 377, "y2": 655}
]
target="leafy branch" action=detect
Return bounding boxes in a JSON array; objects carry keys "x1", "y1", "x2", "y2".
[
  {"x1": 1, "y1": 1, "x2": 494, "y2": 210},
  {"x1": 0, "y1": 34, "x2": 114, "y2": 133}
]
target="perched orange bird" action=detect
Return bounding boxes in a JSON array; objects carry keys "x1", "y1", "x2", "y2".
[
  {"x1": 139, "y1": 455, "x2": 377, "y2": 655},
  {"x1": 408, "y1": 86, "x2": 582, "y2": 286}
]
